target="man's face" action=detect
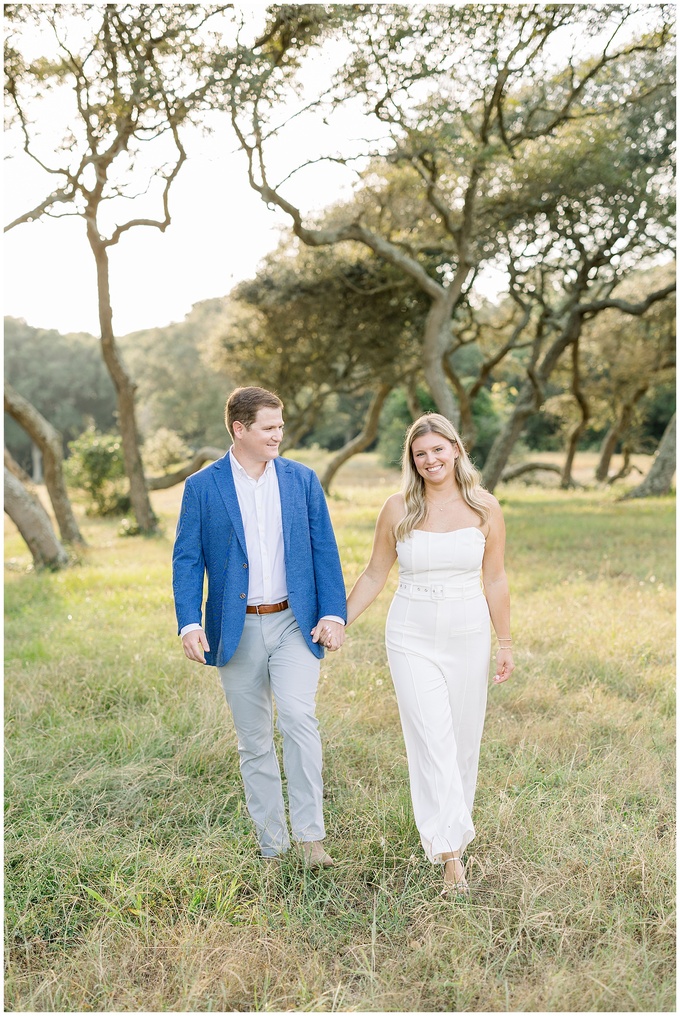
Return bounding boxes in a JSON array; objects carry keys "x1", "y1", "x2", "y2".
[{"x1": 233, "y1": 406, "x2": 284, "y2": 462}]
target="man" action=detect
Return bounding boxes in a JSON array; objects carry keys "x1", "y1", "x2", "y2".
[{"x1": 172, "y1": 386, "x2": 346, "y2": 866}]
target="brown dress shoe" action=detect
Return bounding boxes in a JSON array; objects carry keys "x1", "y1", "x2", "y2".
[{"x1": 299, "y1": 840, "x2": 334, "y2": 868}]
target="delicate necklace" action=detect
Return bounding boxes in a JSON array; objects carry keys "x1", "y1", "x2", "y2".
[{"x1": 427, "y1": 493, "x2": 462, "y2": 512}]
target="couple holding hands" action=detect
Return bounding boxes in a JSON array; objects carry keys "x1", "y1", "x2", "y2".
[{"x1": 173, "y1": 386, "x2": 514, "y2": 896}]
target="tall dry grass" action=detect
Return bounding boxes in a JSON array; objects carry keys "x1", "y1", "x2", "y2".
[{"x1": 4, "y1": 454, "x2": 675, "y2": 1011}]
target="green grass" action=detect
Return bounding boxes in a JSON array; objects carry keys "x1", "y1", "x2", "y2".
[{"x1": 4, "y1": 457, "x2": 675, "y2": 1011}]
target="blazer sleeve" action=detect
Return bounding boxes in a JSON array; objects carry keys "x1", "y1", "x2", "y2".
[
  {"x1": 306, "y1": 471, "x2": 347, "y2": 621},
  {"x1": 172, "y1": 480, "x2": 206, "y2": 633}
]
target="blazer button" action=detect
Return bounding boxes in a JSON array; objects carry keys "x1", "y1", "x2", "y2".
[
  {"x1": 240, "y1": 593, "x2": 246, "y2": 599},
  {"x1": 243, "y1": 563, "x2": 248, "y2": 568}
]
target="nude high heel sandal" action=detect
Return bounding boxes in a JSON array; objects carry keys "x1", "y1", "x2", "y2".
[{"x1": 441, "y1": 854, "x2": 469, "y2": 897}]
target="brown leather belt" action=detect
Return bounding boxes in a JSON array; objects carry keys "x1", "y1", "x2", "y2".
[{"x1": 245, "y1": 599, "x2": 289, "y2": 615}]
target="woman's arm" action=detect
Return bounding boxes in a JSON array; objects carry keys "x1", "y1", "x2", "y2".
[
  {"x1": 481, "y1": 494, "x2": 515, "y2": 684},
  {"x1": 346, "y1": 495, "x2": 401, "y2": 626}
]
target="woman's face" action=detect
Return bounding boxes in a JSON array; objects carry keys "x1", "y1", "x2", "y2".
[{"x1": 410, "y1": 431, "x2": 459, "y2": 486}]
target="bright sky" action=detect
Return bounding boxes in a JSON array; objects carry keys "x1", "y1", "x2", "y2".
[
  {"x1": 4, "y1": 130, "x2": 323, "y2": 336},
  {"x1": 5, "y1": 141, "x2": 282, "y2": 336},
  {"x1": 3, "y1": 2, "x2": 667, "y2": 337},
  {"x1": 3, "y1": 10, "x2": 374, "y2": 337}
]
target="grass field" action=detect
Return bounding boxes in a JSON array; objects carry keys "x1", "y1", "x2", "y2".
[{"x1": 4, "y1": 453, "x2": 676, "y2": 1012}]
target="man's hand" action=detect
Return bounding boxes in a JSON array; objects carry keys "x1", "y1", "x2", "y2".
[
  {"x1": 182, "y1": 629, "x2": 210, "y2": 664},
  {"x1": 311, "y1": 619, "x2": 346, "y2": 652}
]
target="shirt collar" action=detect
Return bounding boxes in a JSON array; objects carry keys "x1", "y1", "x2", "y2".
[{"x1": 229, "y1": 448, "x2": 275, "y2": 480}]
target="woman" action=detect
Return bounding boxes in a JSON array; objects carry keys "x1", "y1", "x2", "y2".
[{"x1": 346, "y1": 413, "x2": 514, "y2": 895}]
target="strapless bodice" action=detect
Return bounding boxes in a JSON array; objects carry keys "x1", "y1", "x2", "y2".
[{"x1": 396, "y1": 527, "x2": 485, "y2": 590}]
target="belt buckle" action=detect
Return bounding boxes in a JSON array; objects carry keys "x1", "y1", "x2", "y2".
[{"x1": 431, "y1": 584, "x2": 444, "y2": 600}]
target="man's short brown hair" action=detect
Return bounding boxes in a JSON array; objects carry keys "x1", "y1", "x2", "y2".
[{"x1": 225, "y1": 386, "x2": 283, "y2": 437}]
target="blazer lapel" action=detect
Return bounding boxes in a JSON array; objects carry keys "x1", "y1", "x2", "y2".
[
  {"x1": 212, "y1": 453, "x2": 247, "y2": 557},
  {"x1": 275, "y1": 456, "x2": 295, "y2": 546}
]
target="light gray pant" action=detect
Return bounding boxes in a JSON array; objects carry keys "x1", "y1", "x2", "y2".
[{"x1": 218, "y1": 608, "x2": 325, "y2": 856}]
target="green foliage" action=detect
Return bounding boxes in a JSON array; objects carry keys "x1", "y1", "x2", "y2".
[
  {"x1": 142, "y1": 428, "x2": 192, "y2": 473},
  {"x1": 377, "y1": 385, "x2": 501, "y2": 469},
  {"x1": 224, "y1": 3, "x2": 674, "y2": 477},
  {"x1": 640, "y1": 383, "x2": 676, "y2": 446},
  {"x1": 210, "y1": 240, "x2": 428, "y2": 446},
  {"x1": 65, "y1": 429, "x2": 129, "y2": 517},
  {"x1": 467, "y1": 387, "x2": 502, "y2": 467},
  {"x1": 4, "y1": 317, "x2": 117, "y2": 471},
  {"x1": 300, "y1": 391, "x2": 375, "y2": 451},
  {"x1": 119, "y1": 300, "x2": 234, "y2": 450},
  {"x1": 377, "y1": 387, "x2": 437, "y2": 468},
  {"x1": 521, "y1": 404, "x2": 564, "y2": 452}
]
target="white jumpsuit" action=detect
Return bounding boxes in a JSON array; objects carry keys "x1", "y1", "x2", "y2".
[{"x1": 385, "y1": 527, "x2": 491, "y2": 862}]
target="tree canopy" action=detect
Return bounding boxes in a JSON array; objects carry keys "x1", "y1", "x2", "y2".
[
  {"x1": 219, "y1": 2, "x2": 675, "y2": 447},
  {"x1": 3, "y1": 3, "x2": 675, "y2": 525}
]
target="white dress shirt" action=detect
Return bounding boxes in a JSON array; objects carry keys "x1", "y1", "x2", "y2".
[
  {"x1": 231, "y1": 450, "x2": 288, "y2": 606},
  {"x1": 180, "y1": 449, "x2": 343, "y2": 636}
]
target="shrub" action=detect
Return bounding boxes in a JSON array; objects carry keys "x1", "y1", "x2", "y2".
[
  {"x1": 142, "y1": 427, "x2": 191, "y2": 473},
  {"x1": 65, "y1": 428, "x2": 130, "y2": 516},
  {"x1": 377, "y1": 386, "x2": 501, "y2": 470}
]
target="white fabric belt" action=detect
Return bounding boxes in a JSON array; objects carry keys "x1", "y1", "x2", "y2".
[{"x1": 396, "y1": 579, "x2": 482, "y2": 601}]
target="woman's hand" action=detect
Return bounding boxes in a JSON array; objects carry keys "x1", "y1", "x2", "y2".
[
  {"x1": 311, "y1": 620, "x2": 345, "y2": 652},
  {"x1": 494, "y1": 648, "x2": 515, "y2": 684}
]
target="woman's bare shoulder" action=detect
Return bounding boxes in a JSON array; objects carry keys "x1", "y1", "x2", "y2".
[
  {"x1": 478, "y1": 488, "x2": 501, "y2": 512},
  {"x1": 380, "y1": 492, "x2": 406, "y2": 521},
  {"x1": 477, "y1": 489, "x2": 505, "y2": 540}
]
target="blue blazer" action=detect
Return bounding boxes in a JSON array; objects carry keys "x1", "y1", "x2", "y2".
[{"x1": 172, "y1": 453, "x2": 347, "y2": 667}]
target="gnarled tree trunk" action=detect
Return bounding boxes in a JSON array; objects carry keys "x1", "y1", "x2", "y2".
[
  {"x1": 146, "y1": 447, "x2": 226, "y2": 490},
  {"x1": 594, "y1": 382, "x2": 649, "y2": 482},
  {"x1": 422, "y1": 294, "x2": 463, "y2": 427},
  {"x1": 5, "y1": 447, "x2": 32, "y2": 484},
  {"x1": 622, "y1": 413, "x2": 676, "y2": 499},
  {"x1": 88, "y1": 231, "x2": 157, "y2": 533},
  {"x1": 482, "y1": 383, "x2": 540, "y2": 491},
  {"x1": 319, "y1": 383, "x2": 393, "y2": 493},
  {"x1": 4, "y1": 381, "x2": 84, "y2": 544},
  {"x1": 444, "y1": 353, "x2": 475, "y2": 447},
  {"x1": 4, "y1": 466, "x2": 69, "y2": 569},
  {"x1": 500, "y1": 462, "x2": 563, "y2": 482},
  {"x1": 561, "y1": 340, "x2": 590, "y2": 489},
  {"x1": 405, "y1": 378, "x2": 424, "y2": 422}
]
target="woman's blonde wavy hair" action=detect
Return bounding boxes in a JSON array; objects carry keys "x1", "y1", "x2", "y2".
[{"x1": 394, "y1": 413, "x2": 489, "y2": 543}]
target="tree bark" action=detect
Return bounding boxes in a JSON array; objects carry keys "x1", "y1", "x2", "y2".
[
  {"x1": 594, "y1": 382, "x2": 649, "y2": 482},
  {"x1": 561, "y1": 339, "x2": 590, "y2": 488},
  {"x1": 5, "y1": 447, "x2": 32, "y2": 484},
  {"x1": 482, "y1": 383, "x2": 539, "y2": 492},
  {"x1": 87, "y1": 230, "x2": 157, "y2": 533},
  {"x1": 595, "y1": 424, "x2": 622, "y2": 483},
  {"x1": 4, "y1": 381, "x2": 84, "y2": 544},
  {"x1": 500, "y1": 462, "x2": 564, "y2": 481},
  {"x1": 405, "y1": 378, "x2": 423, "y2": 421},
  {"x1": 606, "y1": 443, "x2": 640, "y2": 485},
  {"x1": 483, "y1": 300, "x2": 587, "y2": 492},
  {"x1": 31, "y1": 444, "x2": 43, "y2": 483},
  {"x1": 421, "y1": 283, "x2": 467, "y2": 426},
  {"x1": 4, "y1": 466, "x2": 69, "y2": 569},
  {"x1": 443, "y1": 353, "x2": 475, "y2": 446},
  {"x1": 622, "y1": 413, "x2": 676, "y2": 499},
  {"x1": 319, "y1": 383, "x2": 393, "y2": 493},
  {"x1": 146, "y1": 447, "x2": 226, "y2": 490}
]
